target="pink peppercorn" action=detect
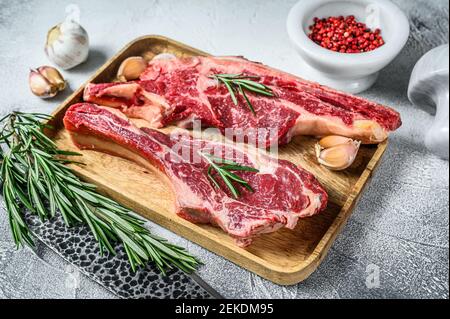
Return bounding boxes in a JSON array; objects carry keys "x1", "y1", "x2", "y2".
[{"x1": 308, "y1": 15, "x2": 385, "y2": 53}]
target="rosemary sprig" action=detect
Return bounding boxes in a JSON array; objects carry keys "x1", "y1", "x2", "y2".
[
  {"x1": 200, "y1": 152, "x2": 259, "y2": 199},
  {"x1": 210, "y1": 73, "x2": 275, "y2": 115},
  {"x1": 0, "y1": 112, "x2": 200, "y2": 274}
]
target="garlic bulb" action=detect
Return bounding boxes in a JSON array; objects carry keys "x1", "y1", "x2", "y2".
[
  {"x1": 315, "y1": 136, "x2": 361, "y2": 171},
  {"x1": 29, "y1": 66, "x2": 66, "y2": 98},
  {"x1": 45, "y1": 20, "x2": 89, "y2": 70}
]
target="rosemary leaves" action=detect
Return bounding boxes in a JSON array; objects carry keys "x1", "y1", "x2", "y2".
[
  {"x1": 200, "y1": 152, "x2": 259, "y2": 199},
  {"x1": 210, "y1": 73, "x2": 275, "y2": 115},
  {"x1": 0, "y1": 112, "x2": 200, "y2": 274}
]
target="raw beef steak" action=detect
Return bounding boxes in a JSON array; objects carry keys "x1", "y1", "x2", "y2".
[
  {"x1": 84, "y1": 56, "x2": 402, "y2": 147},
  {"x1": 64, "y1": 103, "x2": 328, "y2": 246}
]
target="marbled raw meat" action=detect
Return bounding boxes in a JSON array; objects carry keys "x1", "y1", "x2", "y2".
[
  {"x1": 84, "y1": 56, "x2": 402, "y2": 147},
  {"x1": 64, "y1": 103, "x2": 328, "y2": 246}
]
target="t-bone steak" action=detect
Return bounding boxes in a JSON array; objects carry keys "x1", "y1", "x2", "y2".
[
  {"x1": 84, "y1": 56, "x2": 402, "y2": 148},
  {"x1": 63, "y1": 103, "x2": 328, "y2": 246}
]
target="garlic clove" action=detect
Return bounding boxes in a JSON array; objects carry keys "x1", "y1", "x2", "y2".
[
  {"x1": 117, "y1": 56, "x2": 148, "y2": 82},
  {"x1": 315, "y1": 139, "x2": 361, "y2": 171},
  {"x1": 318, "y1": 135, "x2": 353, "y2": 149},
  {"x1": 37, "y1": 66, "x2": 66, "y2": 91},
  {"x1": 29, "y1": 69, "x2": 58, "y2": 98},
  {"x1": 29, "y1": 66, "x2": 66, "y2": 99},
  {"x1": 353, "y1": 120, "x2": 387, "y2": 143}
]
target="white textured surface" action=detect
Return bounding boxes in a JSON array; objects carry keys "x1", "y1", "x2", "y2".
[{"x1": 0, "y1": 0, "x2": 448, "y2": 299}]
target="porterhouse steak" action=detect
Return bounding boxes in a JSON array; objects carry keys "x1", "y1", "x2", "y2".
[
  {"x1": 63, "y1": 103, "x2": 328, "y2": 246},
  {"x1": 84, "y1": 56, "x2": 402, "y2": 147}
]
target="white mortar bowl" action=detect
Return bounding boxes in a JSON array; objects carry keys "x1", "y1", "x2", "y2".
[{"x1": 287, "y1": 0, "x2": 410, "y2": 93}]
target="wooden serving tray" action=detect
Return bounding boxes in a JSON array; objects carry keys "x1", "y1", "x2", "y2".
[{"x1": 48, "y1": 35, "x2": 387, "y2": 285}]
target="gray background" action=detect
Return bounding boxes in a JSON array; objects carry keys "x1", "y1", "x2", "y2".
[{"x1": 0, "y1": 0, "x2": 448, "y2": 299}]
